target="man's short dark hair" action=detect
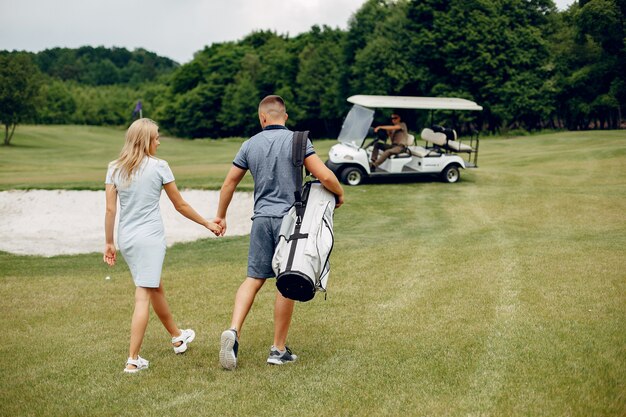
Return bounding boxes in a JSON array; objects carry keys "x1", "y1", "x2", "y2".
[{"x1": 259, "y1": 95, "x2": 286, "y2": 114}]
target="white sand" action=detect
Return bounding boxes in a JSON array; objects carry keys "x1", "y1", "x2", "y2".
[{"x1": 0, "y1": 190, "x2": 253, "y2": 257}]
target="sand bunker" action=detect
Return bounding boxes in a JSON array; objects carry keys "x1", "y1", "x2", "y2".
[{"x1": 0, "y1": 190, "x2": 253, "y2": 257}]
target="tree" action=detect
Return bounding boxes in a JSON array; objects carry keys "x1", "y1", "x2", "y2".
[
  {"x1": 550, "y1": 0, "x2": 625, "y2": 129},
  {"x1": 345, "y1": 0, "x2": 393, "y2": 66},
  {"x1": 294, "y1": 26, "x2": 348, "y2": 136},
  {"x1": 2, "y1": 4, "x2": 621, "y2": 136},
  {"x1": 170, "y1": 78, "x2": 222, "y2": 138},
  {"x1": 399, "y1": 0, "x2": 556, "y2": 131},
  {"x1": 218, "y1": 73, "x2": 260, "y2": 137},
  {"x1": 0, "y1": 53, "x2": 42, "y2": 145},
  {"x1": 85, "y1": 58, "x2": 120, "y2": 85},
  {"x1": 254, "y1": 34, "x2": 296, "y2": 97},
  {"x1": 34, "y1": 46, "x2": 178, "y2": 86},
  {"x1": 170, "y1": 61, "x2": 205, "y2": 94},
  {"x1": 574, "y1": 0, "x2": 625, "y2": 128},
  {"x1": 37, "y1": 79, "x2": 76, "y2": 124}
]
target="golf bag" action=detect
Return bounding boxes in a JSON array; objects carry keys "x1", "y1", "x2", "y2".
[{"x1": 272, "y1": 132, "x2": 336, "y2": 302}]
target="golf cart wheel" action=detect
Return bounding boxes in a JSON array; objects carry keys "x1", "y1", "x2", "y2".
[
  {"x1": 341, "y1": 166, "x2": 364, "y2": 186},
  {"x1": 441, "y1": 164, "x2": 460, "y2": 183}
]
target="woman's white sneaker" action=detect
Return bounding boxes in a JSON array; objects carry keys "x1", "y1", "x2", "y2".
[
  {"x1": 172, "y1": 328, "x2": 195, "y2": 354},
  {"x1": 124, "y1": 355, "x2": 149, "y2": 373}
]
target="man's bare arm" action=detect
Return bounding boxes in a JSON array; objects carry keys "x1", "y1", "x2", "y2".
[
  {"x1": 304, "y1": 154, "x2": 344, "y2": 208},
  {"x1": 213, "y1": 165, "x2": 247, "y2": 235}
]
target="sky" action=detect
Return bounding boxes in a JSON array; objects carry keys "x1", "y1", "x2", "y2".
[{"x1": 1, "y1": 0, "x2": 576, "y2": 64}]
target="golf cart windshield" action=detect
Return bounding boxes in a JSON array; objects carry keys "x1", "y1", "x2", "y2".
[{"x1": 337, "y1": 104, "x2": 374, "y2": 148}]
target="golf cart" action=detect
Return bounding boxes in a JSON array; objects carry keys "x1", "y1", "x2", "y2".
[{"x1": 325, "y1": 95, "x2": 482, "y2": 185}]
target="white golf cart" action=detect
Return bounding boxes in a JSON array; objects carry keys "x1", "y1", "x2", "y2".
[{"x1": 325, "y1": 95, "x2": 482, "y2": 185}]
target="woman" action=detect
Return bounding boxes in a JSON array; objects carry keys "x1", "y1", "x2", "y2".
[{"x1": 104, "y1": 118, "x2": 221, "y2": 373}]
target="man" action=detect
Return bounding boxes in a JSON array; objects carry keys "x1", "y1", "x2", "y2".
[
  {"x1": 370, "y1": 113, "x2": 409, "y2": 170},
  {"x1": 213, "y1": 95, "x2": 344, "y2": 370}
]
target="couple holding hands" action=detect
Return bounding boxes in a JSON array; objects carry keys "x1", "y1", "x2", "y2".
[{"x1": 103, "y1": 95, "x2": 344, "y2": 373}]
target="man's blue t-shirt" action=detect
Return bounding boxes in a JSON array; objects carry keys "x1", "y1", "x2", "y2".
[{"x1": 233, "y1": 125, "x2": 315, "y2": 219}]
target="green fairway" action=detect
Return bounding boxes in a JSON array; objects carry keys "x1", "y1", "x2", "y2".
[
  {"x1": 0, "y1": 125, "x2": 335, "y2": 191},
  {"x1": 0, "y1": 126, "x2": 625, "y2": 416}
]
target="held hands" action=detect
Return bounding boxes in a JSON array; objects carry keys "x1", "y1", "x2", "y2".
[
  {"x1": 103, "y1": 243, "x2": 116, "y2": 266},
  {"x1": 211, "y1": 217, "x2": 227, "y2": 236},
  {"x1": 205, "y1": 220, "x2": 223, "y2": 236}
]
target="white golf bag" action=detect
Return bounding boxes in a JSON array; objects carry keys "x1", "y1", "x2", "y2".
[{"x1": 272, "y1": 180, "x2": 336, "y2": 302}]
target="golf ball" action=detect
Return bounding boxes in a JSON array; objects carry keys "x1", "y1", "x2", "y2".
[{"x1": 105, "y1": 276, "x2": 111, "y2": 280}]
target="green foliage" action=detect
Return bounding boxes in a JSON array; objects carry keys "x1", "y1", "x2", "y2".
[
  {"x1": 70, "y1": 84, "x2": 139, "y2": 125},
  {"x1": 350, "y1": 1, "x2": 413, "y2": 95},
  {"x1": 218, "y1": 73, "x2": 260, "y2": 137},
  {"x1": 2, "y1": 0, "x2": 624, "y2": 137},
  {"x1": 549, "y1": 0, "x2": 625, "y2": 129},
  {"x1": 294, "y1": 26, "x2": 349, "y2": 135},
  {"x1": 36, "y1": 79, "x2": 76, "y2": 124},
  {"x1": 0, "y1": 53, "x2": 42, "y2": 145},
  {"x1": 250, "y1": 33, "x2": 295, "y2": 97},
  {"x1": 170, "y1": 61, "x2": 205, "y2": 94},
  {"x1": 352, "y1": 0, "x2": 556, "y2": 131},
  {"x1": 345, "y1": 0, "x2": 394, "y2": 65},
  {"x1": 1, "y1": 47, "x2": 179, "y2": 130},
  {"x1": 170, "y1": 79, "x2": 223, "y2": 138},
  {"x1": 34, "y1": 46, "x2": 178, "y2": 86},
  {"x1": 577, "y1": 0, "x2": 624, "y2": 54},
  {"x1": 158, "y1": 42, "x2": 252, "y2": 138}
]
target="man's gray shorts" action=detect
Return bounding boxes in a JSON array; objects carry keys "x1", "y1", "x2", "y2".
[{"x1": 247, "y1": 216, "x2": 283, "y2": 279}]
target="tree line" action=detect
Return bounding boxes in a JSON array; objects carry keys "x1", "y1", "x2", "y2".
[{"x1": 1, "y1": 0, "x2": 624, "y2": 144}]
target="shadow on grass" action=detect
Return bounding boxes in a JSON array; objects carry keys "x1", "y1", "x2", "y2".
[
  {"x1": 1, "y1": 142, "x2": 42, "y2": 149},
  {"x1": 361, "y1": 173, "x2": 477, "y2": 186}
]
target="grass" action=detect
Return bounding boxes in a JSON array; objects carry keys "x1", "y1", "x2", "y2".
[
  {"x1": 0, "y1": 126, "x2": 625, "y2": 416},
  {"x1": 0, "y1": 125, "x2": 335, "y2": 191}
]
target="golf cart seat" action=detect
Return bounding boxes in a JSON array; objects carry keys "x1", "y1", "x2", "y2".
[
  {"x1": 408, "y1": 145, "x2": 438, "y2": 157},
  {"x1": 421, "y1": 128, "x2": 473, "y2": 153},
  {"x1": 391, "y1": 134, "x2": 416, "y2": 158},
  {"x1": 421, "y1": 128, "x2": 447, "y2": 147},
  {"x1": 406, "y1": 133, "x2": 415, "y2": 147},
  {"x1": 446, "y1": 140, "x2": 473, "y2": 153}
]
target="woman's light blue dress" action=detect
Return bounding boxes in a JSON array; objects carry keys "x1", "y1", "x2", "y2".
[{"x1": 105, "y1": 157, "x2": 174, "y2": 288}]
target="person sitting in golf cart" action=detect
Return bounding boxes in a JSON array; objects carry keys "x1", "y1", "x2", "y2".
[{"x1": 370, "y1": 113, "x2": 409, "y2": 170}]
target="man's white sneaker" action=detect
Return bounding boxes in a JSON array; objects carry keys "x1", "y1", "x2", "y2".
[
  {"x1": 219, "y1": 329, "x2": 238, "y2": 370},
  {"x1": 267, "y1": 346, "x2": 297, "y2": 365}
]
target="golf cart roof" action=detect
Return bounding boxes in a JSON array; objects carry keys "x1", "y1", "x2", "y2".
[{"x1": 347, "y1": 95, "x2": 483, "y2": 111}]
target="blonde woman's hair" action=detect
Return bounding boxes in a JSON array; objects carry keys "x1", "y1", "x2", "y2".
[{"x1": 112, "y1": 118, "x2": 158, "y2": 185}]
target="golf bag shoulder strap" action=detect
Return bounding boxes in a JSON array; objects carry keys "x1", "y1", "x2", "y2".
[
  {"x1": 292, "y1": 130, "x2": 309, "y2": 167},
  {"x1": 292, "y1": 131, "x2": 310, "y2": 199}
]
